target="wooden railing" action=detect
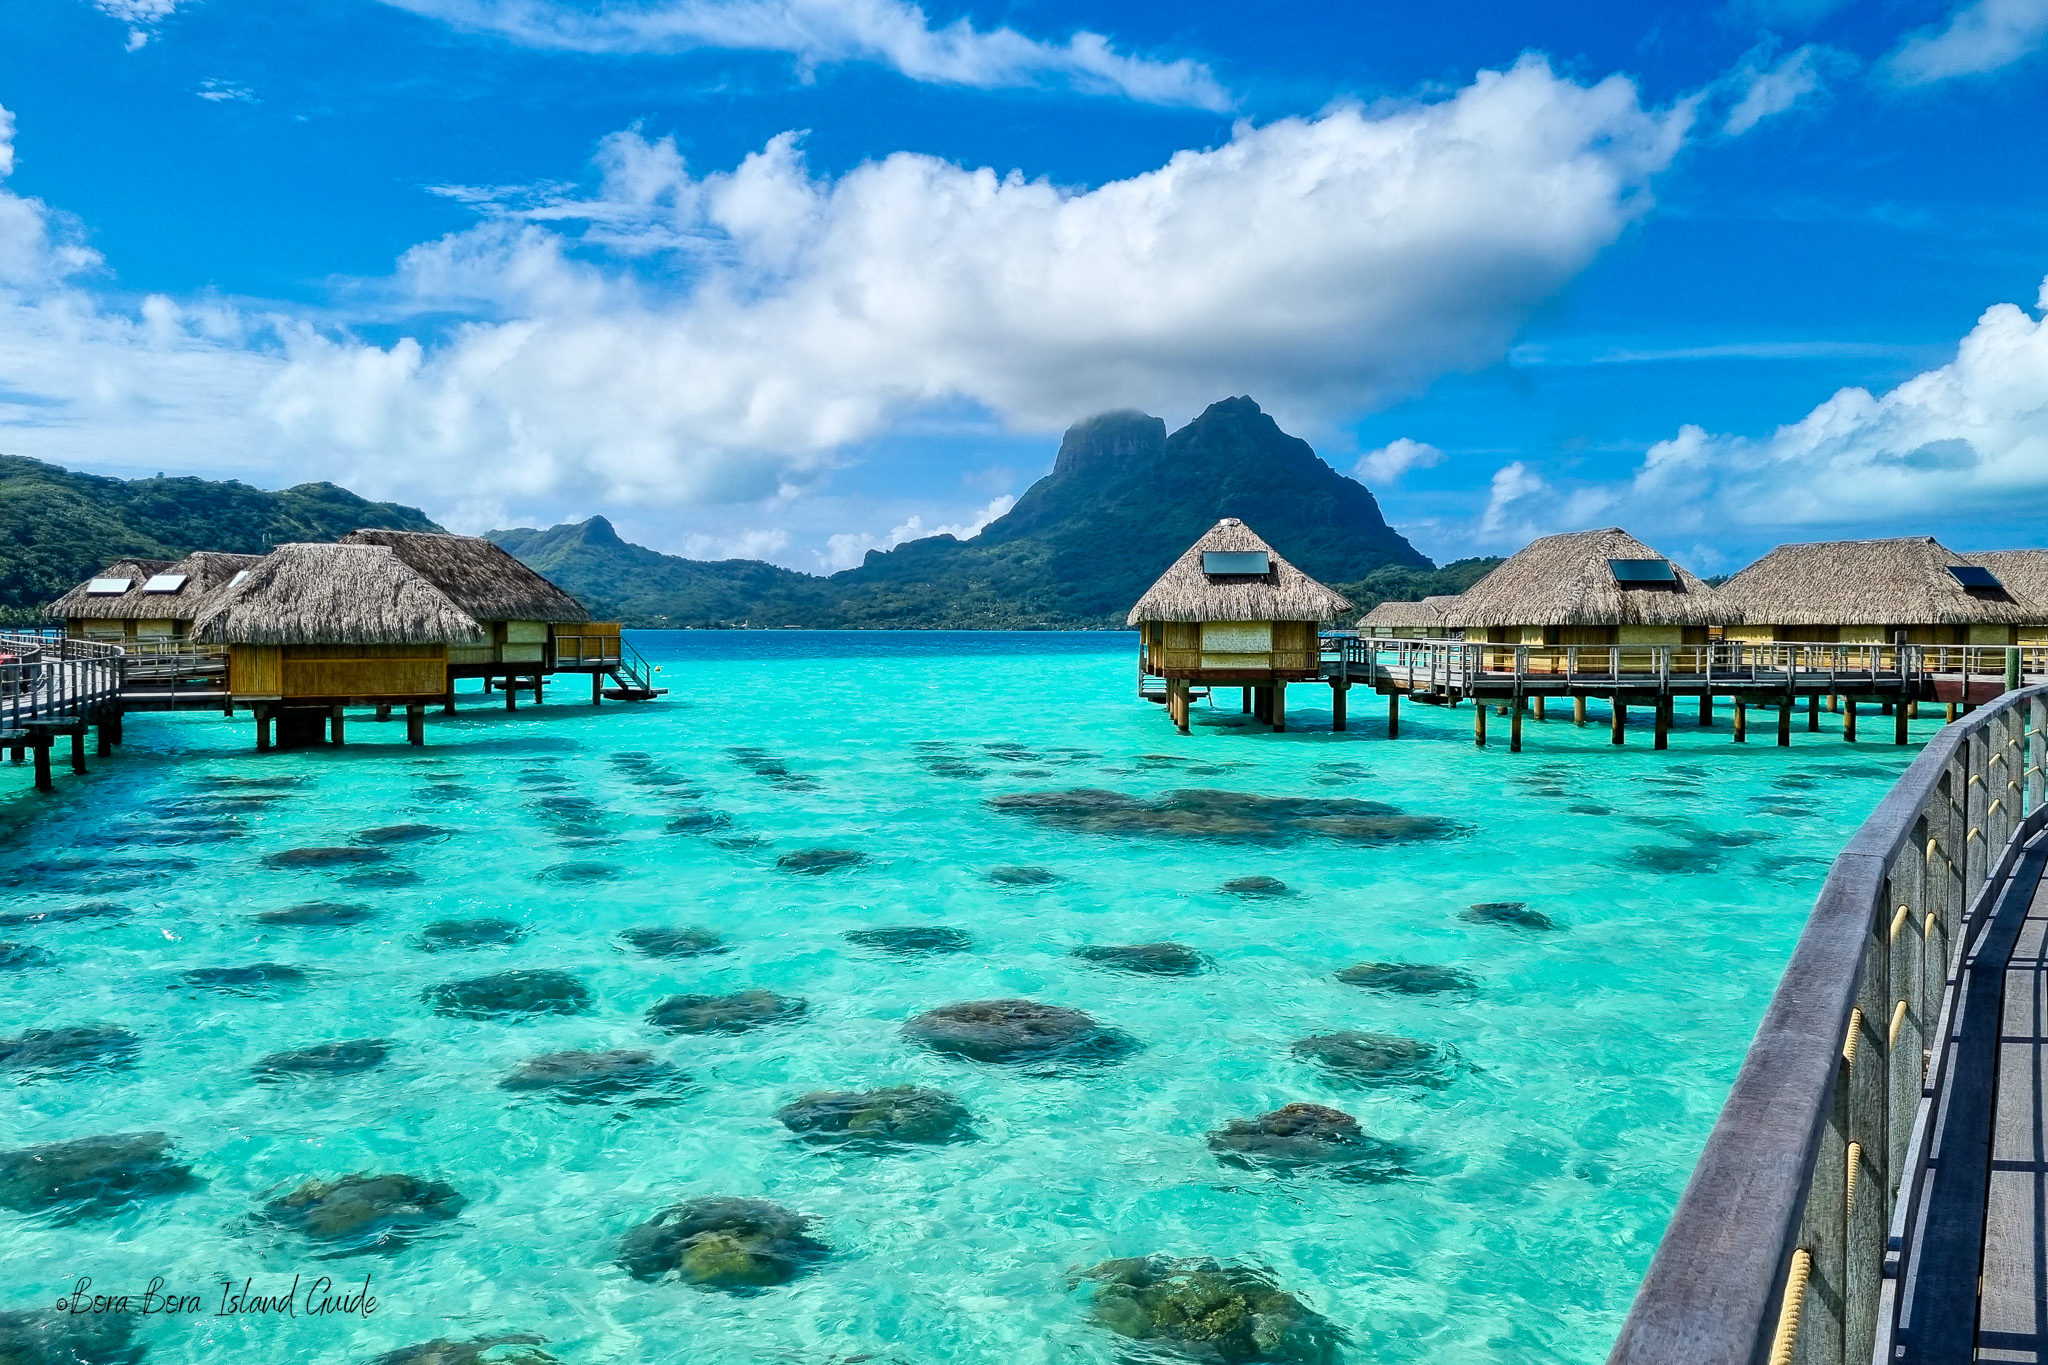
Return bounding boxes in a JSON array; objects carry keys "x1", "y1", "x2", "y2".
[
  {"x1": 0, "y1": 632, "x2": 125, "y2": 731},
  {"x1": 1329, "y1": 637, "x2": 1934, "y2": 685},
  {"x1": 553, "y1": 624, "x2": 623, "y2": 667},
  {"x1": 1608, "y1": 684, "x2": 2048, "y2": 1365}
]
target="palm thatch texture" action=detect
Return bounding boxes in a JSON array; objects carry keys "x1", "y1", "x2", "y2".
[
  {"x1": 1360, "y1": 595, "x2": 1460, "y2": 629},
  {"x1": 192, "y1": 543, "x2": 487, "y2": 645},
  {"x1": 1721, "y1": 537, "x2": 2033, "y2": 627},
  {"x1": 46, "y1": 558, "x2": 178, "y2": 620},
  {"x1": 1965, "y1": 550, "x2": 2048, "y2": 623},
  {"x1": 1446, "y1": 529, "x2": 1736, "y2": 629},
  {"x1": 340, "y1": 529, "x2": 590, "y2": 624},
  {"x1": 1126, "y1": 519, "x2": 1353, "y2": 626}
]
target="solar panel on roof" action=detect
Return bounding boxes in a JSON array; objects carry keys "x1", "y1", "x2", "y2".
[
  {"x1": 227, "y1": 570, "x2": 250, "y2": 589},
  {"x1": 1609, "y1": 558, "x2": 1677, "y2": 584},
  {"x1": 1203, "y1": 551, "x2": 1270, "y2": 575},
  {"x1": 141, "y1": 573, "x2": 189, "y2": 594},
  {"x1": 1948, "y1": 564, "x2": 2002, "y2": 589},
  {"x1": 85, "y1": 577, "x2": 132, "y2": 595}
]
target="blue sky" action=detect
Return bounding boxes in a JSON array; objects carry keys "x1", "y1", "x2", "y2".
[{"x1": 1, "y1": 0, "x2": 2046, "y2": 574}]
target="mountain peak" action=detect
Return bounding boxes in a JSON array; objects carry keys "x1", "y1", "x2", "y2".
[{"x1": 573, "y1": 515, "x2": 624, "y2": 547}]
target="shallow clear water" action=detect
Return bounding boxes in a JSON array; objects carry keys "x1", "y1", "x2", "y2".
[{"x1": 0, "y1": 632, "x2": 1935, "y2": 1364}]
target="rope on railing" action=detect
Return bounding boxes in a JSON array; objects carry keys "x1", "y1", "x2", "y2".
[
  {"x1": 1769, "y1": 1249, "x2": 1813, "y2": 1365},
  {"x1": 1890, "y1": 1000, "x2": 1909, "y2": 1047},
  {"x1": 1846, "y1": 1142, "x2": 1863, "y2": 1215},
  {"x1": 1843, "y1": 1008, "x2": 1864, "y2": 1066}
]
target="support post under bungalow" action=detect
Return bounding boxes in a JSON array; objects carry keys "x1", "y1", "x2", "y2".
[
  {"x1": 374, "y1": 703, "x2": 392, "y2": 722},
  {"x1": 592, "y1": 672, "x2": 603, "y2": 706},
  {"x1": 96, "y1": 721, "x2": 112, "y2": 757},
  {"x1": 1734, "y1": 699, "x2": 1747, "y2": 743},
  {"x1": 1270, "y1": 683, "x2": 1286, "y2": 734},
  {"x1": 256, "y1": 703, "x2": 273, "y2": 752},
  {"x1": 1329, "y1": 681, "x2": 1347, "y2": 732},
  {"x1": 506, "y1": 678, "x2": 517, "y2": 711},
  {"x1": 330, "y1": 706, "x2": 346, "y2": 747},
  {"x1": 1611, "y1": 700, "x2": 1626, "y2": 746},
  {"x1": 1895, "y1": 696, "x2": 1910, "y2": 745},
  {"x1": 406, "y1": 705, "x2": 425, "y2": 746},
  {"x1": 1699, "y1": 694, "x2": 1713, "y2": 727},
  {"x1": 1241, "y1": 687, "x2": 1252, "y2": 715},
  {"x1": 1474, "y1": 700, "x2": 1487, "y2": 748},
  {"x1": 32, "y1": 735, "x2": 52, "y2": 792},
  {"x1": 1844, "y1": 697, "x2": 1858, "y2": 743},
  {"x1": 1510, "y1": 697, "x2": 1524, "y2": 753},
  {"x1": 1653, "y1": 697, "x2": 1670, "y2": 751},
  {"x1": 1532, "y1": 695, "x2": 1546, "y2": 722},
  {"x1": 1574, "y1": 695, "x2": 1587, "y2": 727},
  {"x1": 1387, "y1": 690, "x2": 1399, "y2": 739},
  {"x1": 1778, "y1": 699, "x2": 1792, "y2": 746},
  {"x1": 443, "y1": 688, "x2": 456, "y2": 716},
  {"x1": 1809, "y1": 694, "x2": 1821, "y2": 731},
  {"x1": 68, "y1": 728, "x2": 85, "y2": 774}
]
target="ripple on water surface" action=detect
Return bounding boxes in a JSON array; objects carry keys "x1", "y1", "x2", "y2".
[{"x1": 0, "y1": 631, "x2": 1930, "y2": 1363}]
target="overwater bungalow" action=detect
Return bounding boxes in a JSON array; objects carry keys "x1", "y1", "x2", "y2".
[
  {"x1": 1129, "y1": 517, "x2": 1353, "y2": 734},
  {"x1": 192, "y1": 542, "x2": 486, "y2": 747},
  {"x1": 47, "y1": 557, "x2": 178, "y2": 642},
  {"x1": 338, "y1": 529, "x2": 619, "y2": 697},
  {"x1": 1445, "y1": 528, "x2": 1736, "y2": 666},
  {"x1": 1965, "y1": 549, "x2": 2048, "y2": 645},
  {"x1": 1358, "y1": 596, "x2": 1461, "y2": 639},
  {"x1": 1720, "y1": 537, "x2": 2032, "y2": 646}
]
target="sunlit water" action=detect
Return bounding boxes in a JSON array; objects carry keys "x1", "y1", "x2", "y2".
[{"x1": 0, "y1": 632, "x2": 1933, "y2": 1364}]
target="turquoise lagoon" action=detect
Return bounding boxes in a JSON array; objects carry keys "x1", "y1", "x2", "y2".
[{"x1": 0, "y1": 632, "x2": 1935, "y2": 1363}]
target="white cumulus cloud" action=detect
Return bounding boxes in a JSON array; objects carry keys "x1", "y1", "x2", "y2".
[
  {"x1": 91, "y1": 0, "x2": 185, "y2": 49},
  {"x1": 0, "y1": 57, "x2": 1688, "y2": 560},
  {"x1": 1721, "y1": 44, "x2": 1846, "y2": 135},
  {"x1": 1884, "y1": 0, "x2": 2048, "y2": 84},
  {"x1": 1353, "y1": 437, "x2": 1445, "y2": 485},
  {"x1": 378, "y1": 0, "x2": 1230, "y2": 109}
]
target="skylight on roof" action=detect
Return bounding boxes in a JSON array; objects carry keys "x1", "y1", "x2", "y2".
[
  {"x1": 141, "y1": 574, "x2": 188, "y2": 594},
  {"x1": 1948, "y1": 564, "x2": 2002, "y2": 590},
  {"x1": 85, "y1": 577, "x2": 132, "y2": 595},
  {"x1": 226, "y1": 570, "x2": 250, "y2": 589},
  {"x1": 1203, "y1": 551, "x2": 1271, "y2": 575},
  {"x1": 1609, "y1": 558, "x2": 1676, "y2": 585}
]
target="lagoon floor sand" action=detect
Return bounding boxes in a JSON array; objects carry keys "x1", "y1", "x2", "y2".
[{"x1": 0, "y1": 631, "x2": 1934, "y2": 1363}]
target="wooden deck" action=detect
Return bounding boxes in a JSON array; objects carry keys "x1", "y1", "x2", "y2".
[{"x1": 1982, "y1": 847, "x2": 2048, "y2": 1362}]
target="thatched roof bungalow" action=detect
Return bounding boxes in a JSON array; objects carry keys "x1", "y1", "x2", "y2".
[
  {"x1": 1447, "y1": 528, "x2": 1736, "y2": 647},
  {"x1": 1128, "y1": 518, "x2": 1351, "y2": 731},
  {"x1": 194, "y1": 543, "x2": 484, "y2": 704},
  {"x1": 1965, "y1": 550, "x2": 2048, "y2": 640},
  {"x1": 47, "y1": 558, "x2": 178, "y2": 640},
  {"x1": 1359, "y1": 595, "x2": 1461, "y2": 638},
  {"x1": 1720, "y1": 537, "x2": 2032, "y2": 645},
  {"x1": 338, "y1": 529, "x2": 602, "y2": 673}
]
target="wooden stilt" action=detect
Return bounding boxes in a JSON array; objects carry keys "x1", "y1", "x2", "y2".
[
  {"x1": 1574, "y1": 695, "x2": 1588, "y2": 727},
  {"x1": 1844, "y1": 698, "x2": 1857, "y2": 742},
  {"x1": 256, "y1": 703, "x2": 272, "y2": 752},
  {"x1": 1828, "y1": 693, "x2": 1839, "y2": 712},
  {"x1": 592, "y1": 673, "x2": 603, "y2": 705},
  {"x1": 1510, "y1": 698, "x2": 1524, "y2": 753},
  {"x1": 443, "y1": 688, "x2": 456, "y2": 716},
  {"x1": 533, "y1": 674, "x2": 544, "y2": 705},
  {"x1": 95, "y1": 722, "x2": 112, "y2": 757},
  {"x1": 1880, "y1": 699, "x2": 1894, "y2": 715},
  {"x1": 1474, "y1": 701, "x2": 1487, "y2": 747},
  {"x1": 506, "y1": 678, "x2": 517, "y2": 711},
  {"x1": 1734, "y1": 699, "x2": 1747, "y2": 743},
  {"x1": 1809, "y1": 694, "x2": 1821, "y2": 731},
  {"x1": 406, "y1": 704, "x2": 425, "y2": 746},
  {"x1": 1699, "y1": 694, "x2": 1713, "y2": 727},
  {"x1": 1611, "y1": 700, "x2": 1626, "y2": 746},
  {"x1": 1330, "y1": 681, "x2": 1347, "y2": 732},
  {"x1": 1908, "y1": 700, "x2": 1920, "y2": 719},
  {"x1": 108, "y1": 712, "x2": 122, "y2": 745},
  {"x1": 1170, "y1": 678, "x2": 1191, "y2": 735},
  {"x1": 374, "y1": 703, "x2": 392, "y2": 721},
  {"x1": 1533, "y1": 695, "x2": 1546, "y2": 722},
  {"x1": 1271, "y1": 683, "x2": 1286, "y2": 734},
  {"x1": 1778, "y1": 700, "x2": 1792, "y2": 747},
  {"x1": 1241, "y1": 687, "x2": 1252, "y2": 714},
  {"x1": 68, "y1": 729, "x2": 86, "y2": 774},
  {"x1": 330, "y1": 706, "x2": 346, "y2": 746},
  {"x1": 1946, "y1": 702, "x2": 1958, "y2": 724},
  {"x1": 1388, "y1": 690, "x2": 1399, "y2": 738},
  {"x1": 1654, "y1": 697, "x2": 1669, "y2": 751},
  {"x1": 1895, "y1": 697, "x2": 1909, "y2": 745},
  {"x1": 9, "y1": 740, "x2": 22, "y2": 763},
  {"x1": 32, "y1": 736, "x2": 52, "y2": 791}
]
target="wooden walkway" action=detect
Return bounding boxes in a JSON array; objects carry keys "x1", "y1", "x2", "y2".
[{"x1": 1979, "y1": 840, "x2": 2048, "y2": 1362}]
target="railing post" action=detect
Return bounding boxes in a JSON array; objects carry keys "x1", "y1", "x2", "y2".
[
  {"x1": 1966, "y1": 727, "x2": 1991, "y2": 903},
  {"x1": 1845, "y1": 915, "x2": 1890, "y2": 1364},
  {"x1": 1887, "y1": 823, "x2": 1929, "y2": 1184}
]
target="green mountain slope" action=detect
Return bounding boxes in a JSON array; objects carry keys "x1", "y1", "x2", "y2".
[
  {"x1": 492, "y1": 397, "x2": 1438, "y2": 629},
  {"x1": 0, "y1": 455, "x2": 443, "y2": 620}
]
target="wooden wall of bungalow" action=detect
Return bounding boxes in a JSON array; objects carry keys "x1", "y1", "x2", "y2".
[{"x1": 1139, "y1": 618, "x2": 1320, "y2": 680}]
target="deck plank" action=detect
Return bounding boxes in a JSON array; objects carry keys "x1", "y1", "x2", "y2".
[{"x1": 1980, "y1": 873, "x2": 2048, "y2": 1361}]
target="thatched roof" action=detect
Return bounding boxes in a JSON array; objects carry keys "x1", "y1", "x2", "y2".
[
  {"x1": 1447, "y1": 528, "x2": 1736, "y2": 628},
  {"x1": 1360, "y1": 595, "x2": 1459, "y2": 628},
  {"x1": 1126, "y1": 519, "x2": 1353, "y2": 625},
  {"x1": 47, "y1": 558, "x2": 179, "y2": 619},
  {"x1": 1721, "y1": 537, "x2": 2032, "y2": 627},
  {"x1": 1966, "y1": 550, "x2": 2048, "y2": 621},
  {"x1": 192, "y1": 543, "x2": 487, "y2": 646},
  {"x1": 341, "y1": 529, "x2": 589, "y2": 624}
]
